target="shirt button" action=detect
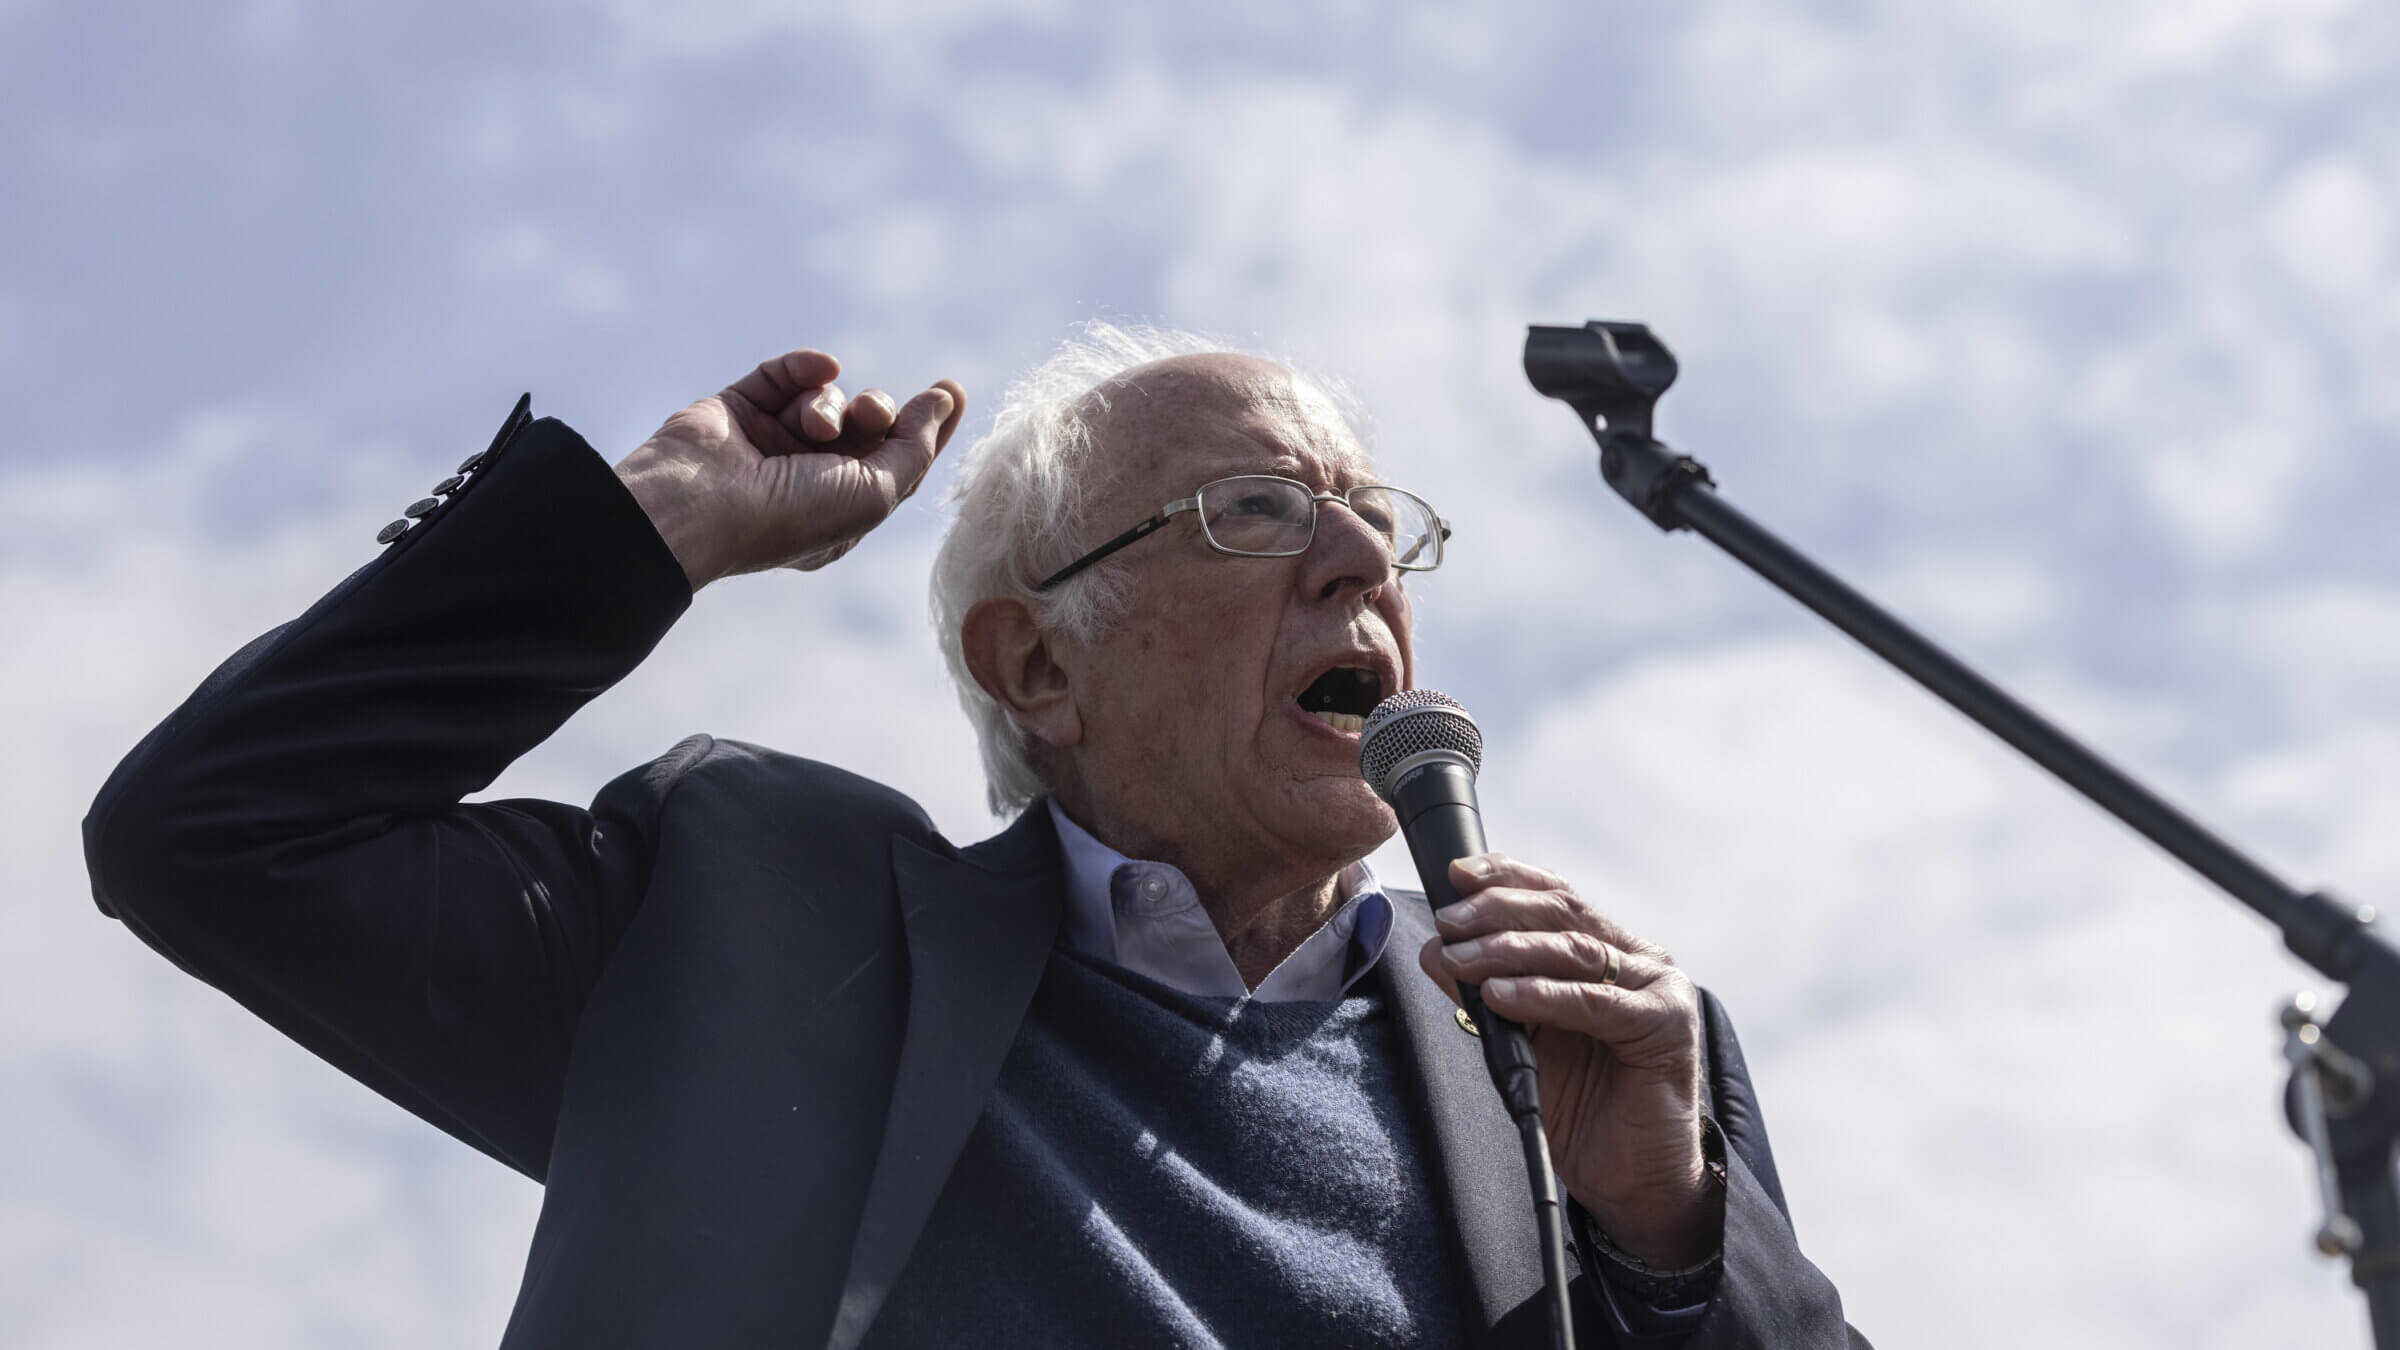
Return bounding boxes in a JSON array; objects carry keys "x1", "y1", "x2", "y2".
[{"x1": 1139, "y1": 875, "x2": 1169, "y2": 902}]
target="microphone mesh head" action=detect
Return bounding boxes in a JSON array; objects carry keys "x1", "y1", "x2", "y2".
[{"x1": 1357, "y1": 690, "x2": 1482, "y2": 803}]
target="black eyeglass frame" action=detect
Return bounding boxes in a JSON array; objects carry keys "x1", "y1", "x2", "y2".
[{"x1": 1033, "y1": 474, "x2": 1452, "y2": 592}]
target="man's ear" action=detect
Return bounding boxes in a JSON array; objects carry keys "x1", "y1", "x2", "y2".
[{"x1": 961, "y1": 597, "x2": 1083, "y2": 749}]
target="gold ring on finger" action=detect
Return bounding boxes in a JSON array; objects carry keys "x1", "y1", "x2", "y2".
[{"x1": 1599, "y1": 942, "x2": 1623, "y2": 987}]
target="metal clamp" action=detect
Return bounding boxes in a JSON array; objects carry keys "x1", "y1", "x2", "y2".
[{"x1": 2285, "y1": 992, "x2": 2371, "y2": 1256}]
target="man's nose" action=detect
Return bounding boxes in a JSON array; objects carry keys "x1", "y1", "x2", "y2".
[{"x1": 1302, "y1": 495, "x2": 1395, "y2": 601}]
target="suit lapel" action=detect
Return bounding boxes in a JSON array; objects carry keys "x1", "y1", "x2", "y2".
[
  {"x1": 828, "y1": 809, "x2": 1064, "y2": 1350},
  {"x1": 1377, "y1": 891, "x2": 1545, "y2": 1337}
]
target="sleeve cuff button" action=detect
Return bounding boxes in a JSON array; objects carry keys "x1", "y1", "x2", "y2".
[
  {"x1": 375, "y1": 519, "x2": 411, "y2": 544},
  {"x1": 402, "y1": 497, "x2": 441, "y2": 519}
]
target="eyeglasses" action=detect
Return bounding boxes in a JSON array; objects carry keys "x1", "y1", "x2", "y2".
[{"x1": 1035, "y1": 474, "x2": 1451, "y2": 591}]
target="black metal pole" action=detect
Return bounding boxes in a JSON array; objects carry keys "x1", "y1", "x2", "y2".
[
  {"x1": 1666, "y1": 475, "x2": 2301, "y2": 923},
  {"x1": 2347, "y1": 1154, "x2": 2400, "y2": 1345},
  {"x1": 1527, "y1": 313, "x2": 2400, "y2": 1345},
  {"x1": 1595, "y1": 425, "x2": 2390, "y2": 985}
]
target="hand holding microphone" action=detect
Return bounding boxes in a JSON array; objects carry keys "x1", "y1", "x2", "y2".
[{"x1": 1360, "y1": 691, "x2": 1723, "y2": 1273}]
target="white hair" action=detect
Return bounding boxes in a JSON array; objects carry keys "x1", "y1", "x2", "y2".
[{"x1": 929, "y1": 321, "x2": 1370, "y2": 817}]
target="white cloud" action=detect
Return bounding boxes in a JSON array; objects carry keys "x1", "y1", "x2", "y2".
[
  {"x1": 586, "y1": 0, "x2": 1071, "y2": 64},
  {"x1": 2264, "y1": 156, "x2": 2392, "y2": 300},
  {"x1": 1869, "y1": 547, "x2": 2066, "y2": 648},
  {"x1": 454, "y1": 78, "x2": 646, "y2": 176},
  {"x1": 2217, "y1": 583, "x2": 2400, "y2": 726},
  {"x1": 459, "y1": 220, "x2": 638, "y2": 322}
]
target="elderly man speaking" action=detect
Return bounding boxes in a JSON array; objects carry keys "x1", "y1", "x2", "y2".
[{"x1": 85, "y1": 328, "x2": 1863, "y2": 1349}]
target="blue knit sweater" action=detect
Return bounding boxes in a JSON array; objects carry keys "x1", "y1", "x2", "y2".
[{"x1": 860, "y1": 945, "x2": 1474, "y2": 1349}]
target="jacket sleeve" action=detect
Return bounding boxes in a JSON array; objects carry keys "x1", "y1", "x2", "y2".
[
  {"x1": 81, "y1": 398, "x2": 697, "y2": 1181},
  {"x1": 1682, "y1": 990, "x2": 1872, "y2": 1349}
]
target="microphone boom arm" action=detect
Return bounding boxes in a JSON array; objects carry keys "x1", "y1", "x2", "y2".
[{"x1": 1525, "y1": 319, "x2": 2400, "y2": 1346}]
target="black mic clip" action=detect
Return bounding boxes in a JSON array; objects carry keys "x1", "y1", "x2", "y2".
[
  {"x1": 1524, "y1": 320, "x2": 1714, "y2": 532},
  {"x1": 1522, "y1": 319, "x2": 1677, "y2": 438}
]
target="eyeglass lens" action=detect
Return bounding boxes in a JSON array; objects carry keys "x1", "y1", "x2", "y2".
[{"x1": 1197, "y1": 477, "x2": 1440, "y2": 569}]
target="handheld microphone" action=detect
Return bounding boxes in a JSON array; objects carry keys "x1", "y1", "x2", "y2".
[
  {"x1": 1362, "y1": 690, "x2": 1574, "y2": 1347},
  {"x1": 1358, "y1": 691, "x2": 1540, "y2": 1122}
]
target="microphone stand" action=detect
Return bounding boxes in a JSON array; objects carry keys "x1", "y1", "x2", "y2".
[{"x1": 1524, "y1": 319, "x2": 2400, "y2": 1346}]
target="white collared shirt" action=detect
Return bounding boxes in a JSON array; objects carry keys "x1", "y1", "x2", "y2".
[{"x1": 1045, "y1": 799, "x2": 1395, "y2": 1002}]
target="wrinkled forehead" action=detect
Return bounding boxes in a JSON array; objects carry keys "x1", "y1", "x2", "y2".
[{"x1": 1083, "y1": 353, "x2": 1370, "y2": 492}]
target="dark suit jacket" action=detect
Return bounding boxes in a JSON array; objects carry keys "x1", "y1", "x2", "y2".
[{"x1": 84, "y1": 399, "x2": 1865, "y2": 1349}]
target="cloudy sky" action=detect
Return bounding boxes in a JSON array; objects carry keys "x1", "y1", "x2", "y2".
[{"x1": 6, "y1": 0, "x2": 2398, "y2": 1344}]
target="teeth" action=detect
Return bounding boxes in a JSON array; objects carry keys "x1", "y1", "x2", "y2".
[{"x1": 1308, "y1": 710, "x2": 1366, "y2": 734}]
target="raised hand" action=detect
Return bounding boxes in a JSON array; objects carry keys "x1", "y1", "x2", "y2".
[{"x1": 614, "y1": 348, "x2": 966, "y2": 590}]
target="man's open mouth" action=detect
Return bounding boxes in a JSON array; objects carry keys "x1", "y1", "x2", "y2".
[{"x1": 1295, "y1": 666, "x2": 1386, "y2": 734}]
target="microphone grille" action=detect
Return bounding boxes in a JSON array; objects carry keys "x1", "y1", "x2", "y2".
[{"x1": 1357, "y1": 690, "x2": 1483, "y2": 802}]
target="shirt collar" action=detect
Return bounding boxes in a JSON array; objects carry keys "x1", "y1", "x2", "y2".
[{"x1": 1045, "y1": 798, "x2": 1393, "y2": 1002}]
